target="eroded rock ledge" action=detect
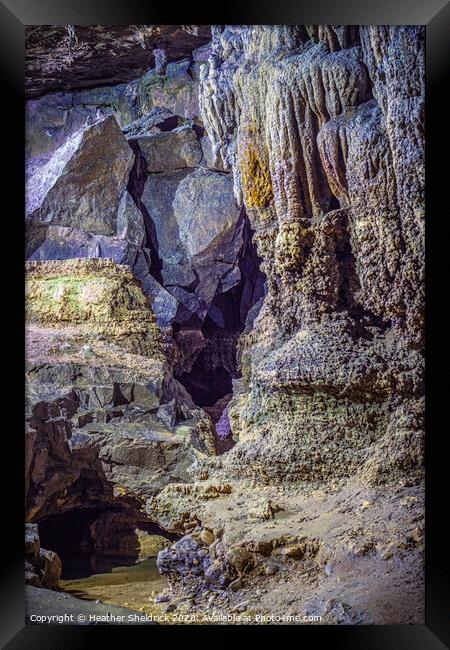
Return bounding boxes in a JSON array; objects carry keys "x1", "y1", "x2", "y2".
[
  {"x1": 25, "y1": 25, "x2": 211, "y2": 98},
  {"x1": 25, "y1": 258, "x2": 217, "y2": 577}
]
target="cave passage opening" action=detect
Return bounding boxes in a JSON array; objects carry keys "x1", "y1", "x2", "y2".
[
  {"x1": 174, "y1": 214, "x2": 266, "y2": 421},
  {"x1": 37, "y1": 506, "x2": 179, "y2": 580}
]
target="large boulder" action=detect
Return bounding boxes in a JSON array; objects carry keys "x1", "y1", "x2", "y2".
[
  {"x1": 141, "y1": 167, "x2": 243, "y2": 324},
  {"x1": 135, "y1": 125, "x2": 203, "y2": 172},
  {"x1": 26, "y1": 116, "x2": 138, "y2": 239}
]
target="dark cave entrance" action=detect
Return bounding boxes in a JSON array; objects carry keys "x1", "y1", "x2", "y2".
[
  {"x1": 38, "y1": 507, "x2": 178, "y2": 580},
  {"x1": 180, "y1": 358, "x2": 232, "y2": 408},
  {"x1": 174, "y1": 214, "x2": 266, "y2": 422}
]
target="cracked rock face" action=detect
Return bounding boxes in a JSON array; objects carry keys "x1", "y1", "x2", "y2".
[
  {"x1": 25, "y1": 259, "x2": 217, "y2": 524},
  {"x1": 141, "y1": 166, "x2": 243, "y2": 324},
  {"x1": 25, "y1": 56, "x2": 248, "y2": 330}
]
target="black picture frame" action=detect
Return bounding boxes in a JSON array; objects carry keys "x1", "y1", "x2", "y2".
[{"x1": 1, "y1": 1, "x2": 448, "y2": 646}]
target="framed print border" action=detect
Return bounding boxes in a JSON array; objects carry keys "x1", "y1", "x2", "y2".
[{"x1": 1, "y1": 0, "x2": 448, "y2": 647}]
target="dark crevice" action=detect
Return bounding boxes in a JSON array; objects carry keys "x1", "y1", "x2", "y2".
[
  {"x1": 192, "y1": 123, "x2": 206, "y2": 139},
  {"x1": 329, "y1": 194, "x2": 340, "y2": 211},
  {"x1": 127, "y1": 139, "x2": 164, "y2": 283},
  {"x1": 38, "y1": 506, "x2": 179, "y2": 580},
  {"x1": 174, "y1": 212, "x2": 266, "y2": 412}
]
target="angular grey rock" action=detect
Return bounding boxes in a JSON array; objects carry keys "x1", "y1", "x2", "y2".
[
  {"x1": 142, "y1": 169, "x2": 190, "y2": 265},
  {"x1": 132, "y1": 249, "x2": 180, "y2": 328},
  {"x1": 123, "y1": 107, "x2": 184, "y2": 139},
  {"x1": 157, "y1": 399, "x2": 178, "y2": 428},
  {"x1": 161, "y1": 263, "x2": 196, "y2": 289},
  {"x1": 24, "y1": 524, "x2": 61, "y2": 589},
  {"x1": 173, "y1": 168, "x2": 240, "y2": 258},
  {"x1": 25, "y1": 523, "x2": 40, "y2": 559},
  {"x1": 141, "y1": 166, "x2": 243, "y2": 324},
  {"x1": 116, "y1": 191, "x2": 146, "y2": 247},
  {"x1": 26, "y1": 116, "x2": 135, "y2": 237},
  {"x1": 136, "y1": 125, "x2": 203, "y2": 173}
]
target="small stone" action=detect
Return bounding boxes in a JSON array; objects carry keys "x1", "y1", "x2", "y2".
[
  {"x1": 410, "y1": 526, "x2": 424, "y2": 545},
  {"x1": 155, "y1": 593, "x2": 170, "y2": 603},
  {"x1": 200, "y1": 529, "x2": 215, "y2": 546},
  {"x1": 80, "y1": 344, "x2": 95, "y2": 358},
  {"x1": 229, "y1": 577, "x2": 244, "y2": 592},
  {"x1": 233, "y1": 600, "x2": 250, "y2": 613},
  {"x1": 264, "y1": 564, "x2": 279, "y2": 576},
  {"x1": 204, "y1": 561, "x2": 224, "y2": 585},
  {"x1": 225, "y1": 547, "x2": 254, "y2": 574},
  {"x1": 380, "y1": 547, "x2": 394, "y2": 560},
  {"x1": 165, "y1": 602, "x2": 176, "y2": 613}
]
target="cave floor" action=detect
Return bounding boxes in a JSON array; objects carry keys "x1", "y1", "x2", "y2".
[
  {"x1": 59, "y1": 558, "x2": 175, "y2": 623},
  {"x1": 57, "y1": 477, "x2": 424, "y2": 625},
  {"x1": 148, "y1": 477, "x2": 424, "y2": 624},
  {"x1": 25, "y1": 319, "x2": 424, "y2": 624}
]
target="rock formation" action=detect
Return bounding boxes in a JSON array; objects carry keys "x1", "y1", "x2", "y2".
[
  {"x1": 25, "y1": 25, "x2": 211, "y2": 97},
  {"x1": 25, "y1": 258, "x2": 215, "y2": 576},
  {"x1": 25, "y1": 523, "x2": 61, "y2": 589},
  {"x1": 25, "y1": 25, "x2": 424, "y2": 625},
  {"x1": 197, "y1": 25, "x2": 424, "y2": 483}
]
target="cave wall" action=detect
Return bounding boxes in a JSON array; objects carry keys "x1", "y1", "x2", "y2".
[{"x1": 198, "y1": 25, "x2": 424, "y2": 484}]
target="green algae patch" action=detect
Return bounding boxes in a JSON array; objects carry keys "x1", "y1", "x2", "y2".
[{"x1": 25, "y1": 258, "x2": 163, "y2": 359}]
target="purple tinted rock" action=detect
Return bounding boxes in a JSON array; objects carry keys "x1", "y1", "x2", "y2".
[
  {"x1": 26, "y1": 116, "x2": 135, "y2": 237},
  {"x1": 216, "y1": 407, "x2": 231, "y2": 440}
]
